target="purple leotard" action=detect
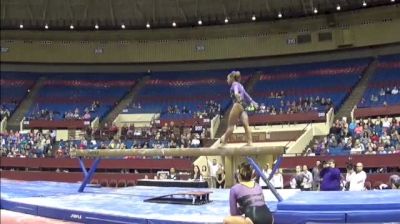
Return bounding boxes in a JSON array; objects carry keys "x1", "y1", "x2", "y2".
[
  {"x1": 229, "y1": 182, "x2": 273, "y2": 224},
  {"x1": 229, "y1": 183, "x2": 265, "y2": 216},
  {"x1": 230, "y1": 82, "x2": 255, "y2": 107}
]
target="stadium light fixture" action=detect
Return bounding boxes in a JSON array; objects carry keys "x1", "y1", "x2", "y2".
[
  {"x1": 70, "y1": 24, "x2": 74, "y2": 30},
  {"x1": 362, "y1": 1, "x2": 367, "y2": 6},
  {"x1": 19, "y1": 24, "x2": 23, "y2": 29},
  {"x1": 94, "y1": 24, "x2": 99, "y2": 30},
  {"x1": 172, "y1": 21, "x2": 177, "y2": 27},
  {"x1": 198, "y1": 20, "x2": 202, "y2": 25},
  {"x1": 251, "y1": 15, "x2": 256, "y2": 21},
  {"x1": 336, "y1": 4, "x2": 341, "y2": 11},
  {"x1": 278, "y1": 12, "x2": 283, "y2": 18},
  {"x1": 146, "y1": 22, "x2": 151, "y2": 29},
  {"x1": 44, "y1": 24, "x2": 49, "y2": 29},
  {"x1": 224, "y1": 17, "x2": 229, "y2": 23},
  {"x1": 121, "y1": 24, "x2": 126, "y2": 29},
  {"x1": 313, "y1": 8, "x2": 318, "y2": 14},
  {"x1": 391, "y1": 0, "x2": 395, "y2": 2}
]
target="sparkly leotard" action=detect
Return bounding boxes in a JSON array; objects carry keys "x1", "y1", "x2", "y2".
[
  {"x1": 229, "y1": 182, "x2": 274, "y2": 224},
  {"x1": 230, "y1": 82, "x2": 255, "y2": 107}
]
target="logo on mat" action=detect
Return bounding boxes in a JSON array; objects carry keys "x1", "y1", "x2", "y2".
[{"x1": 70, "y1": 214, "x2": 82, "y2": 219}]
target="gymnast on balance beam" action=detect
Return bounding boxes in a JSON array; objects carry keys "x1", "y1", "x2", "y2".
[{"x1": 220, "y1": 71, "x2": 258, "y2": 147}]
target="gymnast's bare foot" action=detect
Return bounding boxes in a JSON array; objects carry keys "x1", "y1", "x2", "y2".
[
  {"x1": 244, "y1": 142, "x2": 253, "y2": 147},
  {"x1": 218, "y1": 138, "x2": 227, "y2": 148}
]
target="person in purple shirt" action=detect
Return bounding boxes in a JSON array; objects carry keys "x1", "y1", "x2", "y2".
[
  {"x1": 223, "y1": 163, "x2": 273, "y2": 224},
  {"x1": 220, "y1": 71, "x2": 258, "y2": 147},
  {"x1": 320, "y1": 159, "x2": 341, "y2": 191}
]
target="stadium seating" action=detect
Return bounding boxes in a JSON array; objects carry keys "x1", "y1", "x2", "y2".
[
  {"x1": 0, "y1": 72, "x2": 39, "y2": 117},
  {"x1": 26, "y1": 73, "x2": 142, "y2": 121},
  {"x1": 358, "y1": 54, "x2": 400, "y2": 108},
  {"x1": 252, "y1": 58, "x2": 372, "y2": 113},
  {"x1": 125, "y1": 69, "x2": 252, "y2": 125}
]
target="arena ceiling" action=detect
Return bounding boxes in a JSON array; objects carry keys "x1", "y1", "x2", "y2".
[{"x1": 0, "y1": 0, "x2": 396, "y2": 30}]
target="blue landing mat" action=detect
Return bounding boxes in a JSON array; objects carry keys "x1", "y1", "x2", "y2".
[{"x1": 1, "y1": 179, "x2": 400, "y2": 224}]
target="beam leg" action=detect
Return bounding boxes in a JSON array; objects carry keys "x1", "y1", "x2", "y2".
[
  {"x1": 268, "y1": 156, "x2": 283, "y2": 180},
  {"x1": 224, "y1": 155, "x2": 234, "y2": 188},
  {"x1": 246, "y1": 156, "x2": 283, "y2": 202},
  {"x1": 78, "y1": 157, "x2": 88, "y2": 177},
  {"x1": 78, "y1": 158, "x2": 101, "y2": 192}
]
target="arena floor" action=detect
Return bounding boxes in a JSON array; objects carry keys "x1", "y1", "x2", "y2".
[{"x1": 1, "y1": 179, "x2": 399, "y2": 224}]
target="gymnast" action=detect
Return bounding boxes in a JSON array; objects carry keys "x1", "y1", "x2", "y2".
[
  {"x1": 223, "y1": 163, "x2": 274, "y2": 224},
  {"x1": 220, "y1": 71, "x2": 258, "y2": 147}
]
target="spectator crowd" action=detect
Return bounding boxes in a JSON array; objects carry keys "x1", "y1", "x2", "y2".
[
  {"x1": 0, "y1": 130, "x2": 58, "y2": 158},
  {"x1": 249, "y1": 93, "x2": 334, "y2": 115},
  {"x1": 26, "y1": 101, "x2": 100, "y2": 121},
  {"x1": 305, "y1": 116, "x2": 400, "y2": 156},
  {"x1": 361, "y1": 86, "x2": 399, "y2": 107}
]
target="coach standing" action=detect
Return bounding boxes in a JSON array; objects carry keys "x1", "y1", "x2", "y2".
[{"x1": 320, "y1": 159, "x2": 341, "y2": 191}]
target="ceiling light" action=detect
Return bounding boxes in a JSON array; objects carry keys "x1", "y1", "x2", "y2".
[
  {"x1": 278, "y1": 12, "x2": 283, "y2": 18},
  {"x1": 336, "y1": 4, "x2": 341, "y2": 11},
  {"x1": 313, "y1": 8, "x2": 318, "y2": 14},
  {"x1": 121, "y1": 24, "x2": 126, "y2": 29},
  {"x1": 19, "y1": 24, "x2": 23, "y2": 29},
  {"x1": 94, "y1": 24, "x2": 99, "y2": 30},
  {"x1": 362, "y1": 1, "x2": 367, "y2": 6},
  {"x1": 44, "y1": 24, "x2": 49, "y2": 29},
  {"x1": 391, "y1": 0, "x2": 395, "y2": 2},
  {"x1": 198, "y1": 20, "x2": 202, "y2": 25},
  {"x1": 70, "y1": 24, "x2": 74, "y2": 30},
  {"x1": 172, "y1": 21, "x2": 176, "y2": 27},
  {"x1": 224, "y1": 17, "x2": 229, "y2": 23},
  {"x1": 251, "y1": 15, "x2": 256, "y2": 21},
  {"x1": 146, "y1": 22, "x2": 151, "y2": 28}
]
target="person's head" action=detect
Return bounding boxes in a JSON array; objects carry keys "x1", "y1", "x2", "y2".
[
  {"x1": 239, "y1": 163, "x2": 253, "y2": 182},
  {"x1": 264, "y1": 163, "x2": 270, "y2": 170},
  {"x1": 295, "y1": 165, "x2": 301, "y2": 173},
  {"x1": 389, "y1": 175, "x2": 400, "y2": 189},
  {"x1": 316, "y1": 160, "x2": 321, "y2": 167},
  {"x1": 170, "y1": 167, "x2": 176, "y2": 174},
  {"x1": 328, "y1": 159, "x2": 335, "y2": 168},
  {"x1": 193, "y1": 165, "x2": 200, "y2": 173},
  {"x1": 302, "y1": 165, "x2": 308, "y2": 172},
  {"x1": 346, "y1": 163, "x2": 354, "y2": 172},
  {"x1": 212, "y1": 159, "x2": 217, "y2": 165},
  {"x1": 227, "y1": 71, "x2": 241, "y2": 85},
  {"x1": 355, "y1": 162, "x2": 363, "y2": 173},
  {"x1": 201, "y1": 165, "x2": 207, "y2": 172}
]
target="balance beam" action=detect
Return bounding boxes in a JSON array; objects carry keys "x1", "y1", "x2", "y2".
[{"x1": 72, "y1": 146, "x2": 284, "y2": 158}]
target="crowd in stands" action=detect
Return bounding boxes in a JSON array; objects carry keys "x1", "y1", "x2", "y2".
[
  {"x1": 360, "y1": 86, "x2": 399, "y2": 107},
  {"x1": 118, "y1": 121, "x2": 207, "y2": 149},
  {"x1": 0, "y1": 130, "x2": 58, "y2": 158},
  {"x1": 1, "y1": 118, "x2": 209, "y2": 159},
  {"x1": 128, "y1": 100, "x2": 222, "y2": 120},
  {"x1": 261, "y1": 160, "x2": 400, "y2": 191},
  {"x1": 166, "y1": 100, "x2": 221, "y2": 119},
  {"x1": 305, "y1": 117, "x2": 400, "y2": 156},
  {"x1": 26, "y1": 101, "x2": 101, "y2": 121},
  {"x1": 2, "y1": 123, "x2": 205, "y2": 158},
  {"x1": 250, "y1": 94, "x2": 334, "y2": 115}
]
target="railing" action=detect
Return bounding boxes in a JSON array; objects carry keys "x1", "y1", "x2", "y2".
[
  {"x1": 210, "y1": 115, "x2": 220, "y2": 139},
  {"x1": 0, "y1": 157, "x2": 193, "y2": 170},
  {"x1": 353, "y1": 105, "x2": 400, "y2": 118},
  {"x1": 91, "y1": 116, "x2": 99, "y2": 130},
  {"x1": 0, "y1": 116, "x2": 7, "y2": 133},
  {"x1": 285, "y1": 123, "x2": 313, "y2": 154}
]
